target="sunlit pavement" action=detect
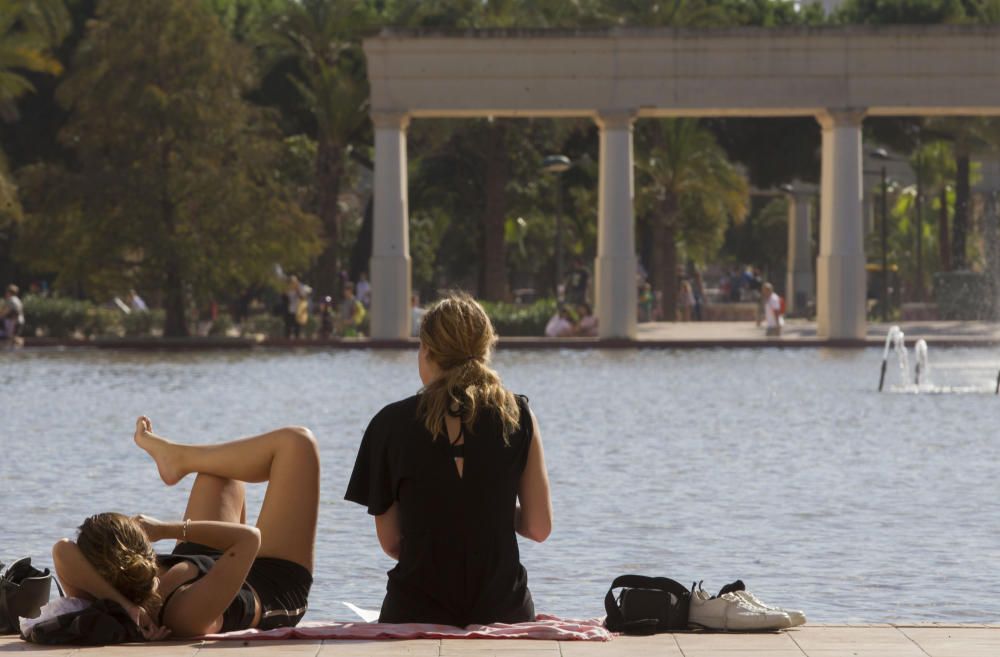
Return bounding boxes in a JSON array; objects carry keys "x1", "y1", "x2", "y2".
[
  {"x1": 3, "y1": 625, "x2": 1000, "y2": 656},
  {"x1": 632, "y1": 320, "x2": 1000, "y2": 346},
  {"x1": 16, "y1": 320, "x2": 1000, "y2": 350}
]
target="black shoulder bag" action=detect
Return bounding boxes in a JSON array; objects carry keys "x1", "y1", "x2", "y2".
[
  {"x1": 0, "y1": 558, "x2": 54, "y2": 634},
  {"x1": 23, "y1": 599, "x2": 143, "y2": 645},
  {"x1": 604, "y1": 574, "x2": 691, "y2": 635}
]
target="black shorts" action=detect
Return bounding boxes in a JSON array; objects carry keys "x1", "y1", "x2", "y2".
[{"x1": 172, "y1": 542, "x2": 312, "y2": 631}]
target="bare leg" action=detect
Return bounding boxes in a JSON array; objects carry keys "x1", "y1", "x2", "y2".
[
  {"x1": 134, "y1": 417, "x2": 319, "y2": 572},
  {"x1": 180, "y1": 474, "x2": 246, "y2": 526}
]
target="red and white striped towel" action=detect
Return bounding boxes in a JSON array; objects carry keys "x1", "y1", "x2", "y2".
[{"x1": 201, "y1": 614, "x2": 611, "y2": 642}]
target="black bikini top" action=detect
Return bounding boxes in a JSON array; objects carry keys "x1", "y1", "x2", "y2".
[{"x1": 156, "y1": 553, "x2": 256, "y2": 632}]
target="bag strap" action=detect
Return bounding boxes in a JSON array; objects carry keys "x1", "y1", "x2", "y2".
[{"x1": 604, "y1": 574, "x2": 690, "y2": 633}]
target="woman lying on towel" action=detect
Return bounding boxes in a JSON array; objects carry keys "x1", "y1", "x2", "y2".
[
  {"x1": 51, "y1": 418, "x2": 319, "y2": 639},
  {"x1": 346, "y1": 293, "x2": 553, "y2": 627}
]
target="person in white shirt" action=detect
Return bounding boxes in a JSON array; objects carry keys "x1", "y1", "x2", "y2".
[
  {"x1": 575, "y1": 303, "x2": 598, "y2": 337},
  {"x1": 544, "y1": 306, "x2": 574, "y2": 338},
  {"x1": 411, "y1": 293, "x2": 426, "y2": 337},
  {"x1": 762, "y1": 282, "x2": 783, "y2": 337},
  {"x1": 356, "y1": 272, "x2": 371, "y2": 308},
  {"x1": 127, "y1": 289, "x2": 149, "y2": 312},
  {"x1": 3, "y1": 284, "x2": 24, "y2": 344}
]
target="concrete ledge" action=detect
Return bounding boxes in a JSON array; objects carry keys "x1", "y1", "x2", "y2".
[
  {"x1": 3, "y1": 624, "x2": 998, "y2": 655},
  {"x1": 15, "y1": 320, "x2": 1000, "y2": 351}
]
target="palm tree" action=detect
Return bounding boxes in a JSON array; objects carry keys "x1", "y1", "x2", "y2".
[
  {"x1": 0, "y1": 0, "x2": 68, "y2": 118},
  {"x1": 262, "y1": 0, "x2": 373, "y2": 297},
  {"x1": 0, "y1": 0, "x2": 68, "y2": 228},
  {"x1": 637, "y1": 119, "x2": 748, "y2": 320}
]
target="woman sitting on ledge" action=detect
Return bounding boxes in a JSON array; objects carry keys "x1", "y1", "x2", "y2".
[
  {"x1": 346, "y1": 293, "x2": 553, "y2": 626},
  {"x1": 52, "y1": 418, "x2": 318, "y2": 638}
]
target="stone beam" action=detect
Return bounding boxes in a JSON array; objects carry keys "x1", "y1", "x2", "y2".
[{"x1": 365, "y1": 26, "x2": 1000, "y2": 118}]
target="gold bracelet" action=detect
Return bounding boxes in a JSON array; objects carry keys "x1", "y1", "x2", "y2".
[{"x1": 182, "y1": 518, "x2": 190, "y2": 541}]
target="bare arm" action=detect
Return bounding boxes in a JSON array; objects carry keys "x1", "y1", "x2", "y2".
[
  {"x1": 52, "y1": 539, "x2": 138, "y2": 609},
  {"x1": 374, "y1": 504, "x2": 401, "y2": 560},
  {"x1": 140, "y1": 517, "x2": 261, "y2": 637},
  {"x1": 516, "y1": 410, "x2": 553, "y2": 542},
  {"x1": 51, "y1": 538, "x2": 171, "y2": 639}
]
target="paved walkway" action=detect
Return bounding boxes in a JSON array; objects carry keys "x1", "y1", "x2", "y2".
[
  {"x1": 2, "y1": 625, "x2": 998, "y2": 655},
  {"x1": 633, "y1": 320, "x2": 1000, "y2": 347},
  {"x1": 15, "y1": 321, "x2": 1000, "y2": 350}
]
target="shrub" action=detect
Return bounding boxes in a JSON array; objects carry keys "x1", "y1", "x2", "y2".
[
  {"x1": 207, "y1": 313, "x2": 236, "y2": 337},
  {"x1": 242, "y1": 313, "x2": 284, "y2": 338},
  {"x1": 22, "y1": 296, "x2": 122, "y2": 338},
  {"x1": 122, "y1": 309, "x2": 165, "y2": 336},
  {"x1": 480, "y1": 299, "x2": 558, "y2": 337}
]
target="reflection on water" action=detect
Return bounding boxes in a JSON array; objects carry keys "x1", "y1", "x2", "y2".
[{"x1": 1, "y1": 347, "x2": 999, "y2": 623}]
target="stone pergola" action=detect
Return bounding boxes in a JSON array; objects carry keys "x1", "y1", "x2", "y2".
[{"x1": 364, "y1": 26, "x2": 1000, "y2": 340}]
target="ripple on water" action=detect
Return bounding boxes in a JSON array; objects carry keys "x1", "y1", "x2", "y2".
[{"x1": 1, "y1": 346, "x2": 998, "y2": 623}]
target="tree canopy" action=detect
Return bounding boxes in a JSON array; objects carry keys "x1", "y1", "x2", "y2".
[
  {"x1": 3, "y1": 0, "x2": 1000, "y2": 328},
  {"x1": 16, "y1": 0, "x2": 320, "y2": 335}
]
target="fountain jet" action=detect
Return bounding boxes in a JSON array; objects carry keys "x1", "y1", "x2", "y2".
[
  {"x1": 914, "y1": 339, "x2": 928, "y2": 387},
  {"x1": 879, "y1": 326, "x2": 904, "y2": 392}
]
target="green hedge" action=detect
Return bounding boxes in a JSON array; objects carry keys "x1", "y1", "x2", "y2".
[
  {"x1": 122, "y1": 308, "x2": 165, "y2": 336},
  {"x1": 242, "y1": 313, "x2": 285, "y2": 338},
  {"x1": 19, "y1": 296, "x2": 557, "y2": 339},
  {"x1": 21, "y1": 296, "x2": 164, "y2": 338},
  {"x1": 22, "y1": 296, "x2": 120, "y2": 338},
  {"x1": 480, "y1": 299, "x2": 558, "y2": 337}
]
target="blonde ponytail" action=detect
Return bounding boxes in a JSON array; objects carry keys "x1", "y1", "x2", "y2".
[
  {"x1": 77, "y1": 512, "x2": 161, "y2": 610},
  {"x1": 417, "y1": 293, "x2": 520, "y2": 443}
]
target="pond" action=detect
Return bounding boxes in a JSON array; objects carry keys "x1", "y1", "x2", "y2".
[{"x1": 1, "y1": 346, "x2": 998, "y2": 623}]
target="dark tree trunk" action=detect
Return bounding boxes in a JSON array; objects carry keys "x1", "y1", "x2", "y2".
[
  {"x1": 952, "y1": 152, "x2": 970, "y2": 269},
  {"x1": 163, "y1": 259, "x2": 188, "y2": 337},
  {"x1": 160, "y1": 142, "x2": 188, "y2": 337},
  {"x1": 315, "y1": 139, "x2": 345, "y2": 298},
  {"x1": 939, "y1": 187, "x2": 951, "y2": 272},
  {"x1": 480, "y1": 123, "x2": 509, "y2": 301},
  {"x1": 348, "y1": 195, "x2": 374, "y2": 285},
  {"x1": 651, "y1": 215, "x2": 678, "y2": 322},
  {"x1": 661, "y1": 224, "x2": 678, "y2": 321}
]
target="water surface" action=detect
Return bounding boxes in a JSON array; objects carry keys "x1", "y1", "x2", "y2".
[{"x1": 1, "y1": 347, "x2": 998, "y2": 623}]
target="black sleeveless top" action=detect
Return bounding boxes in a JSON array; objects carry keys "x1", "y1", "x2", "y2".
[
  {"x1": 156, "y1": 549, "x2": 257, "y2": 632},
  {"x1": 345, "y1": 393, "x2": 535, "y2": 627}
]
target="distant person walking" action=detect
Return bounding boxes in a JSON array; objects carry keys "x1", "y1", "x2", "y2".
[
  {"x1": 127, "y1": 289, "x2": 148, "y2": 312},
  {"x1": 692, "y1": 270, "x2": 706, "y2": 321},
  {"x1": 337, "y1": 283, "x2": 366, "y2": 337},
  {"x1": 356, "y1": 272, "x2": 371, "y2": 308},
  {"x1": 284, "y1": 275, "x2": 311, "y2": 339},
  {"x1": 677, "y1": 279, "x2": 695, "y2": 322},
  {"x1": 762, "y1": 282, "x2": 783, "y2": 337},
  {"x1": 318, "y1": 296, "x2": 335, "y2": 339},
  {"x1": 2, "y1": 284, "x2": 24, "y2": 346},
  {"x1": 638, "y1": 281, "x2": 654, "y2": 322}
]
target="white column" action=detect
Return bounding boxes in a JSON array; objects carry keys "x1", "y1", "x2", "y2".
[
  {"x1": 816, "y1": 109, "x2": 867, "y2": 340},
  {"x1": 784, "y1": 190, "x2": 815, "y2": 314},
  {"x1": 594, "y1": 110, "x2": 638, "y2": 340},
  {"x1": 369, "y1": 111, "x2": 412, "y2": 340}
]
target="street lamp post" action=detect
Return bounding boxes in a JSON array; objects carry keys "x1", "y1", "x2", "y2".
[
  {"x1": 915, "y1": 151, "x2": 924, "y2": 301},
  {"x1": 871, "y1": 148, "x2": 891, "y2": 321},
  {"x1": 541, "y1": 154, "x2": 571, "y2": 298}
]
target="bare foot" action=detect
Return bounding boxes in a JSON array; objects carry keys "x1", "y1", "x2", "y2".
[{"x1": 133, "y1": 416, "x2": 184, "y2": 485}]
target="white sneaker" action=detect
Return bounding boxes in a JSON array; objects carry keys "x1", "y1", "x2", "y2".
[
  {"x1": 687, "y1": 586, "x2": 792, "y2": 631},
  {"x1": 734, "y1": 590, "x2": 807, "y2": 627}
]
